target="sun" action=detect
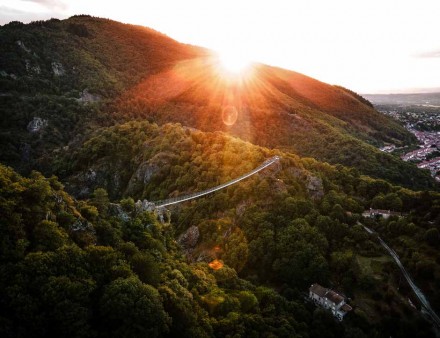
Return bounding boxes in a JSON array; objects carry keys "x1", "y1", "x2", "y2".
[{"x1": 218, "y1": 51, "x2": 252, "y2": 75}]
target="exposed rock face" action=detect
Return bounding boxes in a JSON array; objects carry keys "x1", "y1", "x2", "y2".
[
  {"x1": 236, "y1": 200, "x2": 252, "y2": 217},
  {"x1": 85, "y1": 168, "x2": 97, "y2": 182},
  {"x1": 66, "y1": 168, "x2": 98, "y2": 198},
  {"x1": 178, "y1": 226, "x2": 200, "y2": 250},
  {"x1": 112, "y1": 172, "x2": 121, "y2": 193},
  {"x1": 135, "y1": 161, "x2": 160, "y2": 184},
  {"x1": 65, "y1": 161, "x2": 126, "y2": 199},
  {"x1": 78, "y1": 89, "x2": 101, "y2": 103},
  {"x1": 71, "y1": 218, "x2": 93, "y2": 232},
  {"x1": 16, "y1": 40, "x2": 30, "y2": 53},
  {"x1": 273, "y1": 178, "x2": 288, "y2": 195},
  {"x1": 108, "y1": 203, "x2": 130, "y2": 221},
  {"x1": 27, "y1": 117, "x2": 48, "y2": 133},
  {"x1": 25, "y1": 59, "x2": 41, "y2": 74},
  {"x1": 196, "y1": 252, "x2": 214, "y2": 263},
  {"x1": 135, "y1": 199, "x2": 156, "y2": 212},
  {"x1": 53, "y1": 192, "x2": 64, "y2": 204},
  {"x1": 126, "y1": 152, "x2": 174, "y2": 196},
  {"x1": 51, "y1": 61, "x2": 65, "y2": 76},
  {"x1": 70, "y1": 218, "x2": 96, "y2": 245},
  {"x1": 306, "y1": 175, "x2": 324, "y2": 200}
]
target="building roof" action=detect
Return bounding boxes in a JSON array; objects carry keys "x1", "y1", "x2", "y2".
[
  {"x1": 309, "y1": 283, "x2": 327, "y2": 297},
  {"x1": 309, "y1": 283, "x2": 344, "y2": 305},
  {"x1": 368, "y1": 208, "x2": 401, "y2": 216},
  {"x1": 325, "y1": 290, "x2": 344, "y2": 305},
  {"x1": 341, "y1": 304, "x2": 352, "y2": 312}
]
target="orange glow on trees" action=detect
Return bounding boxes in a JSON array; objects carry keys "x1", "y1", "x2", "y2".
[{"x1": 208, "y1": 259, "x2": 224, "y2": 270}]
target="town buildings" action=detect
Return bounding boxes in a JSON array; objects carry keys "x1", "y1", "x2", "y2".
[{"x1": 376, "y1": 109, "x2": 440, "y2": 183}]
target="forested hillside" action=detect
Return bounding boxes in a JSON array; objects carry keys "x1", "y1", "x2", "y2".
[
  {"x1": 1, "y1": 16, "x2": 440, "y2": 338},
  {"x1": 1, "y1": 122, "x2": 440, "y2": 336},
  {"x1": 0, "y1": 16, "x2": 435, "y2": 189},
  {"x1": 0, "y1": 15, "x2": 202, "y2": 173}
]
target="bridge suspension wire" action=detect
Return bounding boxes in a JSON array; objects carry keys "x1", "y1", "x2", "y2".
[{"x1": 152, "y1": 156, "x2": 280, "y2": 208}]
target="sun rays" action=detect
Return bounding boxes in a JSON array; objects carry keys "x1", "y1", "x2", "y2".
[{"x1": 217, "y1": 51, "x2": 252, "y2": 75}]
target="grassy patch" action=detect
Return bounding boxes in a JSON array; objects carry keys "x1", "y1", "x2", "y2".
[{"x1": 357, "y1": 255, "x2": 392, "y2": 277}]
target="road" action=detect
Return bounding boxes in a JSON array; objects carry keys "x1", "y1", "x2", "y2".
[{"x1": 363, "y1": 224, "x2": 440, "y2": 329}]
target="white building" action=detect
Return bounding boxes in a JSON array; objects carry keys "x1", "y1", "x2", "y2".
[
  {"x1": 362, "y1": 208, "x2": 402, "y2": 219},
  {"x1": 309, "y1": 283, "x2": 352, "y2": 321}
]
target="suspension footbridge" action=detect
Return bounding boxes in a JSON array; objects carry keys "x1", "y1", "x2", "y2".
[{"x1": 139, "y1": 156, "x2": 280, "y2": 211}]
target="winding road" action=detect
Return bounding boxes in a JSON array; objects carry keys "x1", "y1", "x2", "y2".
[{"x1": 363, "y1": 225, "x2": 440, "y2": 329}]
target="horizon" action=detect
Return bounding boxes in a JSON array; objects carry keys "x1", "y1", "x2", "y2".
[
  {"x1": 1, "y1": 0, "x2": 440, "y2": 94},
  {"x1": 363, "y1": 89, "x2": 440, "y2": 96}
]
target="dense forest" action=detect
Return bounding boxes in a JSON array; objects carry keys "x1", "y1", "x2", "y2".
[{"x1": 1, "y1": 16, "x2": 440, "y2": 337}]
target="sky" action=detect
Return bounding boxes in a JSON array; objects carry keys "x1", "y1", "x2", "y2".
[{"x1": 1, "y1": 0, "x2": 440, "y2": 94}]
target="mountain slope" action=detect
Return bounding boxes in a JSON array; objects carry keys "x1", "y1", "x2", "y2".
[
  {"x1": 0, "y1": 15, "x2": 202, "y2": 172},
  {"x1": 114, "y1": 59, "x2": 432, "y2": 189},
  {"x1": 0, "y1": 16, "x2": 435, "y2": 189}
]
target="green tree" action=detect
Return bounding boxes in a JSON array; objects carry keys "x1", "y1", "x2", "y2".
[
  {"x1": 383, "y1": 193, "x2": 403, "y2": 211},
  {"x1": 120, "y1": 197, "x2": 135, "y2": 212},
  {"x1": 33, "y1": 220, "x2": 68, "y2": 251},
  {"x1": 99, "y1": 277, "x2": 170, "y2": 338},
  {"x1": 91, "y1": 188, "x2": 109, "y2": 215},
  {"x1": 130, "y1": 252, "x2": 160, "y2": 286},
  {"x1": 238, "y1": 291, "x2": 259, "y2": 313},
  {"x1": 424, "y1": 228, "x2": 440, "y2": 246}
]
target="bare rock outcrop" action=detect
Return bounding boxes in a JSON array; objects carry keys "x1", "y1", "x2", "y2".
[
  {"x1": 78, "y1": 89, "x2": 101, "y2": 103},
  {"x1": 178, "y1": 226, "x2": 200, "y2": 250},
  {"x1": 16, "y1": 40, "x2": 30, "y2": 53},
  {"x1": 126, "y1": 152, "x2": 175, "y2": 195},
  {"x1": 306, "y1": 175, "x2": 324, "y2": 200},
  {"x1": 273, "y1": 178, "x2": 288, "y2": 195},
  {"x1": 108, "y1": 203, "x2": 130, "y2": 221},
  {"x1": 25, "y1": 59, "x2": 41, "y2": 74},
  {"x1": 135, "y1": 161, "x2": 161, "y2": 184},
  {"x1": 51, "y1": 61, "x2": 65, "y2": 76},
  {"x1": 27, "y1": 117, "x2": 48, "y2": 133}
]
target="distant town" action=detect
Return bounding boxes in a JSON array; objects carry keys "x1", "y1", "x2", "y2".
[{"x1": 366, "y1": 93, "x2": 440, "y2": 183}]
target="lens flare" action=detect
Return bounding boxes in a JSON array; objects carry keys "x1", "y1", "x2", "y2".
[
  {"x1": 208, "y1": 259, "x2": 224, "y2": 270},
  {"x1": 222, "y1": 105, "x2": 238, "y2": 126}
]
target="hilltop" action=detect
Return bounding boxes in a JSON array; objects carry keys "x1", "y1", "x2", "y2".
[{"x1": 0, "y1": 15, "x2": 435, "y2": 189}]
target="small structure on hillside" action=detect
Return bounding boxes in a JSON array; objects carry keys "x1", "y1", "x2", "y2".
[
  {"x1": 362, "y1": 208, "x2": 402, "y2": 219},
  {"x1": 309, "y1": 283, "x2": 352, "y2": 321}
]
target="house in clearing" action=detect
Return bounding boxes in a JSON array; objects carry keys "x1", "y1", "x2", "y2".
[
  {"x1": 362, "y1": 208, "x2": 402, "y2": 219},
  {"x1": 309, "y1": 283, "x2": 352, "y2": 321}
]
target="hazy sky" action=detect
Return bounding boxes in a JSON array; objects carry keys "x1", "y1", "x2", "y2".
[{"x1": 1, "y1": 0, "x2": 440, "y2": 94}]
